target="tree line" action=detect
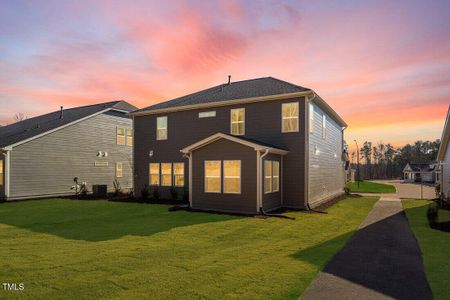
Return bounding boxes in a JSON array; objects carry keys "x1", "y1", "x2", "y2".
[{"x1": 348, "y1": 140, "x2": 441, "y2": 180}]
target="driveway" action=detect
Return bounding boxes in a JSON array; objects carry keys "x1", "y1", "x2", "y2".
[
  {"x1": 360, "y1": 180, "x2": 435, "y2": 199},
  {"x1": 301, "y1": 196, "x2": 432, "y2": 300}
]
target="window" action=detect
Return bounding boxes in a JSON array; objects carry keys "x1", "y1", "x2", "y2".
[
  {"x1": 117, "y1": 127, "x2": 125, "y2": 145},
  {"x1": 264, "y1": 161, "x2": 272, "y2": 193},
  {"x1": 0, "y1": 160, "x2": 3, "y2": 186},
  {"x1": 149, "y1": 163, "x2": 160, "y2": 185},
  {"x1": 272, "y1": 161, "x2": 280, "y2": 192},
  {"x1": 282, "y1": 102, "x2": 299, "y2": 132},
  {"x1": 199, "y1": 111, "x2": 216, "y2": 118},
  {"x1": 161, "y1": 163, "x2": 172, "y2": 186},
  {"x1": 322, "y1": 114, "x2": 327, "y2": 139},
  {"x1": 173, "y1": 163, "x2": 185, "y2": 187},
  {"x1": 230, "y1": 108, "x2": 245, "y2": 135},
  {"x1": 205, "y1": 161, "x2": 221, "y2": 193},
  {"x1": 224, "y1": 160, "x2": 241, "y2": 194},
  {"x1": 126, "y1": 128, "x2": 133, "y2": 146},
  {"x1": 309, "y1": 103, "x2": 314, "y2": 133},
  {"x1": 156, "y1": 116, "x2": 168, "y2": 140},
  {"x1": 116, "y1": 162, "x2": 123, "y2": 178}
]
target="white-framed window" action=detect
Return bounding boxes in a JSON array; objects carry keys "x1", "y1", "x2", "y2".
[
  {"x1": 264, "y1": 161, "x2": 272, "y2": 194},
  {"x1": 322, "y1": 114, "x2": 327, "y2": 139},
  {"x1": 272, "y1": 161, "x2": 280, "y2": 192},
  {"x1": 199, "y1": 111, "x2": 216, "y2": 118},
  {"x1": 173, "y1": 163, "x2": 185, "y2": 187},
  {"x1": 126, "y1": 128, "x2": 133, "y2": 146},
  {"x1": 156, "y1": 116, "x2": 168, "y2": 140},
  {"x1": 230, "y1": 108, "x2": 245, "y2": 135},
  {"x1": 161, "y1": 163, "x2": 172, "y2": 186},
  {"x1": 224, "y1": 160, "x2": 241, "y2": 194},
  {"x1": 309, "y1": 103, "x2": 314, "y2": 133},
  {"x1": 0, "y1": 159, "x2": 3, "y2": 186},
  {"x1": 117, "y1": 127, "x2": 125, "y2": 145},
  {"x1": 205, "y1": 160, "x2": 221, "y2": 193},
  {"x1": 149, "y1": 163, "x2": 160, "y2": 186},
  {"x1": 282, "y1": 102, "x2": 299, "y2": 132},
  {"x1": 116, "y1": 162, "x2": 123, "y2": 178}
]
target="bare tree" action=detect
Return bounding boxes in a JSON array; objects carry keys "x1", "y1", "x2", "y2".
[{"x1": 13, "y1": 113, "x2": 27, "y2": 122}]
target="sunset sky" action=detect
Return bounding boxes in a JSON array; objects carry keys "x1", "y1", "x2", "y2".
[{"x1": 1, "y1": 0, "x2": 449, "y2": 151}]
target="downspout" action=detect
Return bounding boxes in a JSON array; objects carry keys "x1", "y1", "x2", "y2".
[
  {"x1": 182, "y1": 152, "x2": 192, "y2": 207},
  {"x1": 3, "y1": 149, "x2": 11, "y2": 200},
  {"x1": 258, "y1": 149, "x2": 269, "y2": 213}
]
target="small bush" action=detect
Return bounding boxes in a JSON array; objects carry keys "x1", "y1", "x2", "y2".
[
  {"x1": 344, "y1": 187, "x2": 351, "y2": 195},
  {"x1": 435, "y1": 183, "x2": 441, "y2": 198},
  {"x1": 153, "y1": 187, "x2": 161, "y2": 201},
  {"x1": 141, "y1": 185, "x2": 150, "y2": 201},
  {"x1": 170, "y1": 187, "x2": 178, "y2": 201},
  {"x1": 183, "y1": 188, "x2": 189, "y2": 203},
  {"x1": 427, "y1": 205, "x2": 438, "y2": 225},
  {"x1": 113, "y1": 179, "x2": 122, "y2": 196}
]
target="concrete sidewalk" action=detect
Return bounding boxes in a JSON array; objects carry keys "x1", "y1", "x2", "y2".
[{"x1": 301, "y1": 197, "x2": 432, "y2": 300}]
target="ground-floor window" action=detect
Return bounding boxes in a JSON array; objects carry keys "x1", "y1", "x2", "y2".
[
  {"x1": 173, "y1": 163, "x2": 184, "y2": 187},
  {"x1": 161, "y1": 163, "x2": 172, "y2": 186},
  {"x1": 116, "y1": 162, "x2": 123, "y2": 178},
  {"x1": 205, "y1": 161, "x2": 221, "y2": 193},
  {"x1": 265, "y1": 160, "x2": 280, "y2": 193},
  {"x1": 224, "y1": 160, "x2": 241, "y2": 194},
  {"x1": 149, "y1": 163, "x2": 160, "y2": 186}
]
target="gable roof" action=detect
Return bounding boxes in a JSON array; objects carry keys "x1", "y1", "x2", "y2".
[
  {"x1": 403, "y1": 163, "x2": 437, "y2": 172},
  {"x1": 0, "y1": 100, "x2": 137, "y2": 149},
  {"x1": 135, "y1": 77, "x2": 310, "y2": 113},
  {"x1": 180, "y1": 132, "x2": 289, "y2": 155},
  {"x1": 437, "y1": 106, "x2": 450, "y2": 161}
]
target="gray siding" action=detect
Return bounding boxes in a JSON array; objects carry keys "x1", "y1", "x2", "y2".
[
  {"x1": 262, "y1": 153, "x2": 282, "y2": 211},
  {"x1": 8, "y1": 111, "x2": 133, "y2": 199},
  {"x1": 191, "y1": 139, "x2": 257, "y2": 214},
  {"x1": 134, "y1": 97, "x2": 307, "y2": 208},
  {"x1": 308, "y1": 102, "x2": 345, "y2": 206},
  {"x1": 442, "y1": 141, "x2": 450, "y2": 197}
]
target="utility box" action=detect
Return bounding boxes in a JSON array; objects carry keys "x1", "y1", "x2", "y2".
[{"x1": 92, "y1": 185, "x2": 107, "y2": 198}]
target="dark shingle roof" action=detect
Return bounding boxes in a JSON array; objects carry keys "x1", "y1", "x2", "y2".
[
  {"x1": 407, "y1": 163, "x2": 437, "y2": 172},
  {"x1": 135, "y1": 77, "x2": 310, "y2": 112},
  {"x1": 0, "y1": 100, "x2": 137, "y2": 148}
]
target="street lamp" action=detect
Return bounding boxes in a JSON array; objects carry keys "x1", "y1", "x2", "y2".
[{"x1": 354, "y1": 140, "x2": 360, "y2": 189}]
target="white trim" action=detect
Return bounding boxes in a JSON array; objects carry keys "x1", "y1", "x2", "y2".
[
  {"x1": 259, "y1": 150, "x2": 269, "y2": 209},
  {"x1": 131, "y1": 91, "x2": 312, "y2": 116},
  {"x1": 189, "y1": 153, "x2": 193, "y2": 206},
  {"x1": 437, "y1": 106, "x2": 450, "y2": 161},
  {"x1": 223, "y1": 160, "x2": 241, "y2": 194},
  {"x1": 180, "y1": 133, "x2": 288, "y2": 155},
  {"x1": 5, "y1": 108, "x2": 115, "y2": 149},
  {"x1": 156, "y1": 116, "x2": 168, "y2": 141},
  {"x1": 230, "y1": 108, "x2": 245, "y2": 136},
  {"x1": 198, "y1": 111, "x2": 216, "y2": 118}
]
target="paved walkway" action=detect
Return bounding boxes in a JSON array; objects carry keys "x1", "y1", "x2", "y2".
[{"x1": 301, "y1": 196, "x2": 432, "y2": 300}]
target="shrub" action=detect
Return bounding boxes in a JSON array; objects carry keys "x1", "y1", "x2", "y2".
[
  {"x1": 152, "y1": 187, "x2": 161, "y2": 201},
  {"x1": 183, "y1": 188, "x2": 189, "y2": 203},
  {"x1": 170, "y1": 187, "x2": 178, "y2": 201},
  {"x1": 427, "y1": 205, "x2": 438, "y2": 225},
  {"x1": 435, "y1": 183, "x2": 441, "y2": 198},
  {"x1": 344, "y1": 187, "x2": 351, "y2": 195},
  {"x1": 141, "y1": 185, "x2": 150, "y2": 201},
  {"x1": 113, "y1": 179, "x2": 122, "y2": 196}
]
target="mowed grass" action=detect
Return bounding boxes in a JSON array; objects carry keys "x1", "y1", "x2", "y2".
[
  {"x1": 0, "y1": 197, "x2": 377, "y2": 300},
  {"x1": 346, "y1": 180, "x2": 396, "y2": 193},
  {"x1": 402, "y1": 200, "x2": 450, "y2": 300}
]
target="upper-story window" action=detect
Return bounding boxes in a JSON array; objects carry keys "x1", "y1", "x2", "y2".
[
  {"x1": 309, "y1": 103, "x2": 314, "y2": 133},
  {"x1": 117, "y1": 127, "x2": 125, "y2": 145},
  {"x1": 230, "y1": 108, "x2": 245, "y2": 135},
  {"x1": 199, "y1": 111, "x2": 216, "y2": 118},
  {"x1": 157, "y1": 116, "x2": 168, "y2": 140},
  {"x1": 322, "y1": 114, "x2": 327, "y2": 139},
  {"x1": 126, "y1": 128, "x2": 133, "y2": 146},
  {"x1": 282, "y1": 102, "x2": 299, "y2": 133}
]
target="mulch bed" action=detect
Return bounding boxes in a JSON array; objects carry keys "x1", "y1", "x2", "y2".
[{"x1": 430, "y1": 222, "x2": 450, "y2": 232}]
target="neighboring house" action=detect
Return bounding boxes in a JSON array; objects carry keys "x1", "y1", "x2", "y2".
[
  {"x1": 131, "y1": 77, "x2": 348, "y2": 214},
  {"x1": 0, "y1": 101, "x2": 137, "y2": 201},
  {"x1": 403, "y1": 163, "x2": 437, "y2": 183},
  {"x1": 437, "y1": 106, "x2": 450, "y2": 198}
]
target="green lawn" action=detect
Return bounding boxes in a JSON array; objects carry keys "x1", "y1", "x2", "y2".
[
  {"x1": 0, "y1": 197, "x2": 377, "y2": 299},
  {"x1": 345, "y1": 180, "x2": 396, "y2": 193},
  {"x1": 402, "y1": 199, "x2": 450, "y2": 300}
]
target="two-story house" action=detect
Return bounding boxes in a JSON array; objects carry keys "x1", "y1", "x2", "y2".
[
  {"x1": 0, "y1": 100, "x2": 137, "y2": 200},
  {"x1": 132, "y1": 77, "x2": 348, "y2": 214}
]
